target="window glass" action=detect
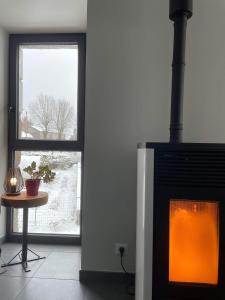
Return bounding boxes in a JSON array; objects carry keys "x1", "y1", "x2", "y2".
[
  {"x1": 13, "y1": 151, "x2": 81, "y2": 235},
  {"x1": 18, "y1": 45, "x2": 78, "y2": 141}
]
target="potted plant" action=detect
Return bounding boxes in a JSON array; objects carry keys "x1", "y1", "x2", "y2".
[{"x1": 23, "y1": 161, "x2": 56, "y2": 196}]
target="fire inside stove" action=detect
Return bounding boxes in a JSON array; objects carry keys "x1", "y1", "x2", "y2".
[{"x1": 169, "y1": 200, "x2": 219, "y2": 285}]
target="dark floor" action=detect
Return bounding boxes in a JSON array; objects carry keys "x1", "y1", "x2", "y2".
[{"x1": 0, "y1": 243, "x2": 134, "y2": 300}]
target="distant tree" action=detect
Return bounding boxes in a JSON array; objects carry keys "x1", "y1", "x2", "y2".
[
  {"x1": 29, "y1": 94, "x2": 54, "y2": 139},
  {"x1": 20, "y1": 111, "x2": 32, "y2": 137},
  {"x1": 53, "y1": 99, "x2": 74, "y2": 140}
]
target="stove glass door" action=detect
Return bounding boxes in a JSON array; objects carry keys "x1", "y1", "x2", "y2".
[{"x1": 169, "y1": 200, "x2": 219, "y2": 285}]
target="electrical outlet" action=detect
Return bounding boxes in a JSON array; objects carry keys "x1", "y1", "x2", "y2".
[{"x1": 115, "y1": 243, "x2": 128, "y2": 255}]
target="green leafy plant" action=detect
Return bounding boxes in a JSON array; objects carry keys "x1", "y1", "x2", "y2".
[{"x1": 23, "y1": 161, "x2": 56, "y2": 183}]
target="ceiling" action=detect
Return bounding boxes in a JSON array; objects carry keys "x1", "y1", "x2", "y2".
[{"x1": 0, "y1": 0, "x2": 87, "y2": 33}]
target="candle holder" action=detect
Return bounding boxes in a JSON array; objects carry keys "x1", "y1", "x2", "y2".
[{"x1": 4, "y1": 168, "x2": 24, "y2": 195}]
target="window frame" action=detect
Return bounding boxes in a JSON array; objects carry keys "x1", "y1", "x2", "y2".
[{"x1": 7, "y1": 33, "x2": 86, "y2": 243}]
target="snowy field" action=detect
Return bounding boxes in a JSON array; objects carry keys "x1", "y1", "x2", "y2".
[{"x1": 13, "y1": 151, "x2": 81, "y2": 235}]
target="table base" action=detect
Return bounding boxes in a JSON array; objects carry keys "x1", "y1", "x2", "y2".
[{"x1": 1, "y1": 248, "x2": 46, "y2": 272}]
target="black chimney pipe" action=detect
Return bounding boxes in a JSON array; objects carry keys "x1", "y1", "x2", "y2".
[{"x1": 169, "y1": 0, "x2": 193, "y2": 143}]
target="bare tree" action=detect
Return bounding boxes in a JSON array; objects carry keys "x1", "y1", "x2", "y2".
[
  {"x1": 20, "y1": 111, "x2": 32, "y2": 137},
  {"x1": 54, "y1": 99, "x2": 74, "y2": 140},
  {"x1": 29, "y1": 94, "x2": 54, "y2": 139}
]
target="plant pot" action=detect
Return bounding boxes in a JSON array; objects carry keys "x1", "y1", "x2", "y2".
[{"x1": 25, "y1": 179, "x2": 41, "y2": 196}]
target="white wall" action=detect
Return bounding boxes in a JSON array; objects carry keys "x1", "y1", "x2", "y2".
[
  {"x1": 0, "y1": 27, "x2": 8, "y2": 239},
  {"x1": 82, "y1": 0, "x2": 225, "y2": 273},
  {"x1": 82, "y1": 0, "x2": 171, "y2": 273}
]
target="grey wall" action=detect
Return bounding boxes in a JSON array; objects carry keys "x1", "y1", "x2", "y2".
[
  {"x1": 82, "y1": 0, "x2": 225, "y2": 273},
  {"x1": 184, "y1": 0, "x2": 225, "y2": 143},
  {"x1": 0, "y1": 27, "x2": 8, "y2": 240},
  {"x1": 82, "y1": 0, "x2": 171, "y2": 273}
]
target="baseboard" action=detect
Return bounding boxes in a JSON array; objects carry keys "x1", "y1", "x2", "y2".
[
  {"x1": 79, "y1": 270, "x2": 135, "y2": 283},
  {"x1": 0, "y1": 236, "x2": 6, "y2": 245},
  {"x1": 7, "y1": 234, "x2": 81, "y2": 245}
]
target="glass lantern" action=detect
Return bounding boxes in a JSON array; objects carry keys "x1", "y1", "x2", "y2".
[{"x1": 4, "y1": 168, "x2": 24, "y2": 195}]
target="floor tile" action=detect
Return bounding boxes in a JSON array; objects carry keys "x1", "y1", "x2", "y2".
[
  {"x1": 1, "y1": 243, "x2": 21, "y2": 253},
  {"x1": 84, "y1": 283, "x2": 134, "y2": 300},
  {"x1": 0, "y1": 243, "x2": 132, "y2": 300},
  {"x1": 1, "y1": 250, "x2": 50, "y2": 278},
  {"x1": 0, "y1": 275, "x2": 30, "y2": 300},
  {"x1": 15, "y1": 278, "x2": 85, "y2": 300},
  {"x1": 34, "y1": 251, "x2": 80, "y2": 280},
  {"x1": 1, "y1": 243, "x2": 80, "y2": 254}
]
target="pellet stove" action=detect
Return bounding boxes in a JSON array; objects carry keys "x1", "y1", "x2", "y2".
[{"x1": 135, "y1": 1, "x2": 225, "y2": 300}]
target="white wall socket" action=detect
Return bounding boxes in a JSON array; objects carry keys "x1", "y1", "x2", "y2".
[{"x1": 115, "y1": 243, "x2": 128, "y2": 255}]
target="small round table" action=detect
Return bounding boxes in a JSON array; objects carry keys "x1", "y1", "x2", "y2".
[{"x1": 1, "y1": 191, "x2": 48, "y2": 272}]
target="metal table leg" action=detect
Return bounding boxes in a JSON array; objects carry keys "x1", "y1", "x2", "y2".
[
  {"x1": 2, "y1": 208, "x2": 46, "y2": 272},
  {"x1": 22, "y1": 208, "x2": 29, "y2": 271}
]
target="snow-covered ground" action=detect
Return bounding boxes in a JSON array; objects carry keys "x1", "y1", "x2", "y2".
[{"x1": 13, "y1": 151, "x2": 81, "y2": 235}]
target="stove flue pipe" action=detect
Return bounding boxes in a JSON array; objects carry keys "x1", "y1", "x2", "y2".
[{"x1": 169, "y1": 0, "x2": 193, "y2": 143}]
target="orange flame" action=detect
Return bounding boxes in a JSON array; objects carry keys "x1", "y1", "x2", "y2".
[{"x1": 169, "y1": 200, "x2": 219, "y2": 285}]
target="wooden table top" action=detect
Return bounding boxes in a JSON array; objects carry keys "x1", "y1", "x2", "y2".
[{"x1": 1, "y1": 191, "x2": 48, "y2": 209}]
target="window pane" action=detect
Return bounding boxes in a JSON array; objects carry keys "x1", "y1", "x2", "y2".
[
  {"x1": 13, "y1": 151, "x2": 81, "y2": 235},
  {"x1": 169, "y1": 200, "x2": 219, "y2": 285},
  {"x1": 18, "y1": 45, "x2": 78, "y2": 141}
]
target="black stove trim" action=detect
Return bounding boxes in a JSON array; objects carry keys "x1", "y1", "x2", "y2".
[
  {"x1": 150, "y1": 143, "x2": 225, "y2": 300},
  {"x1": 138, "y1": 142, "x2": 225, "y2": 151}
]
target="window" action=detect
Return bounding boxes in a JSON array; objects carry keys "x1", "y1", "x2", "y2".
[
  {"x1": 8, "y1": 34, "x2": 85, "y2": 241},
  {"x1": 18, "y1": 45, "x2": 79, "y2": 141},
  {"x1": 14, "y1": 151, "x2": 81, "y2": 235}
]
